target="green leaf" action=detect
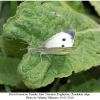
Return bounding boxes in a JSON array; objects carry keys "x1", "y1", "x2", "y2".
[
  {"x1": 58, "y1": 71, "x2": 100, "y2": 92},
  {"x1": 0, "y1": 1, "x2": 2, "y2": 13},
  {"x1": 0, "y1": 56, "x2": 26, "y2": 89},
  {"x1": 60, "y1": 1, "x2": 85, "y2": 14},
  {"x1": 3, "y1": 1, "x2": 100, "y2": 89},
  {"x1": 89, "y1": 1, "x2": 100, "y2": 16},
  {"x1": 0, "y1": 35, "x2": 28, "y2": 58},
  {"x1": 0, "y1": 1, "x2": 10, "y2": 34},
  {"x1": 10, "y1": 1, "x2": 18, "y2": 17}
]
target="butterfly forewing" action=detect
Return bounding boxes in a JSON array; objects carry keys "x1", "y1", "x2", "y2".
[{"x1": 42, "y1": 29, "x2": 76, "y2": 48}]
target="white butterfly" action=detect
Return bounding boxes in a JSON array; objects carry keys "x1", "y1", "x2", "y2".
[{"x1": 37, "y1": 29, "x2": 76, "y2": 55}]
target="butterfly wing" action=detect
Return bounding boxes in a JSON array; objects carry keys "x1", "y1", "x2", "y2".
[
  {"x1": 37, "y1": 47, "x2": 76, "y2": 55},
  {"x1": 42, "y1": 29, "x2": 76, "y2": 48}
]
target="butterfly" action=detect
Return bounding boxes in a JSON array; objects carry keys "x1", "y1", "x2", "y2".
[{"x1": 37, "y1": 29, "x2": 76, "y2": 55}]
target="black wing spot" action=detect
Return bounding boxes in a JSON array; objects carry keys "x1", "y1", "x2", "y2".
[
  {"x1": 62, "y1": 45, "x2": 65, "y2": 47},
  {"x1": 62, "y1": 38, "x2": 66, "y2": 41}
]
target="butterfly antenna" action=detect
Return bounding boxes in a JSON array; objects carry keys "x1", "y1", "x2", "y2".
[
  {"x1": 20, "y1": 45, "x2": 31, "y2": 51},
  {"x1": 20, "y1": 47, "x2": 29, "y2": 50},
  {"x1": 20, "y1": 46, "x2": 37, "y2": 53},
  {"x1": 20, "y1": 41, "x2": 29, "y2": 44},
  {"x1": 40, "y1": 53, "x2": 43, "y2": 66},
  {"x1": 20, "y1": 48, "x2": 27, "y2": 50}
]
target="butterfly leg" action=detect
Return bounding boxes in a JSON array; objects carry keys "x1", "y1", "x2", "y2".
[
  {"x1": 45, "y1": 54, "x2": 51, "y2": 61},
  {"x1": 40, "y1": 53, "x2": 43, "y2": 66}
]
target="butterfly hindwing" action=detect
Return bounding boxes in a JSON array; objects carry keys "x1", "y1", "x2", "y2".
[{"x1": 37, "y1": 47, "x2": 76, "y2": 55}]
